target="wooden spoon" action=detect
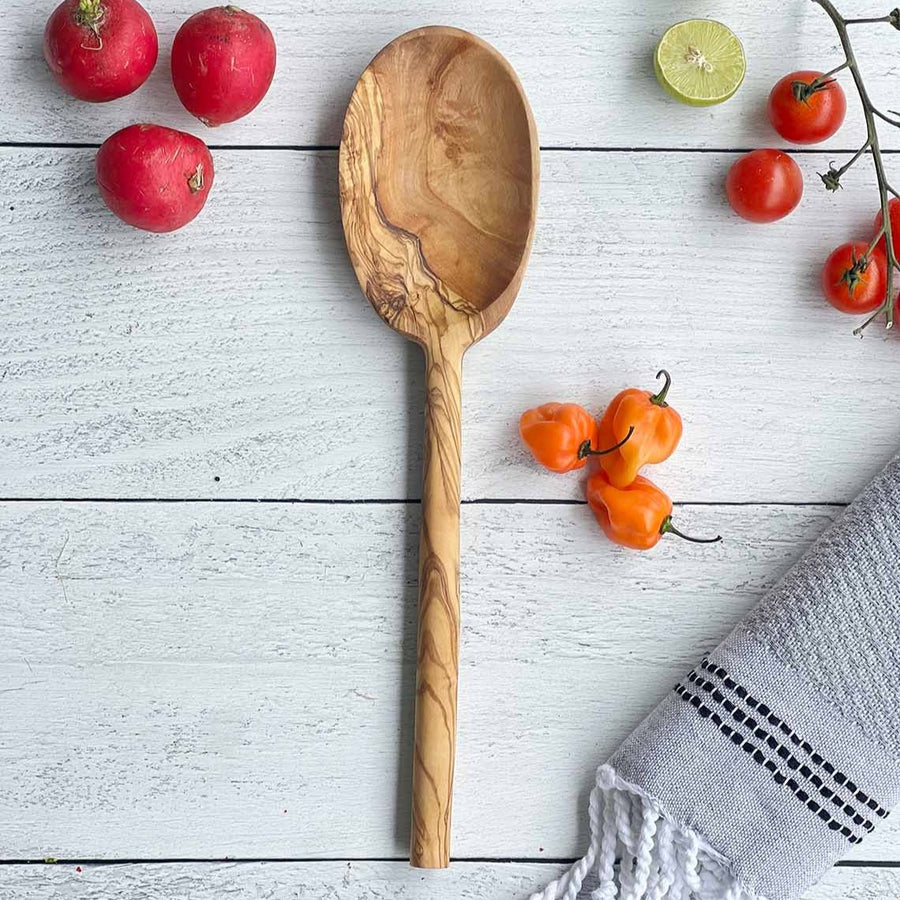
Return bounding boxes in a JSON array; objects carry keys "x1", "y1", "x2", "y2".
[{"x1": 339, "y1": 26, "x2": 539, "y2": 869}]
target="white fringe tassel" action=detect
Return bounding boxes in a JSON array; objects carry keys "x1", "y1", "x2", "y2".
[{"x1": 528, "y1": 765, "x2": 760, "y2": 900}]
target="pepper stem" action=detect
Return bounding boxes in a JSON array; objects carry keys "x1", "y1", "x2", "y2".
[
  {"x1": 649, "y1": 369, "x2": 672, "y2": 407},
  {"x1": 577, "y1": 425, "x2": 635, "y2": 460},
  {"x1": 660, "y1": 516, "x2": 722, "y2": 544}
]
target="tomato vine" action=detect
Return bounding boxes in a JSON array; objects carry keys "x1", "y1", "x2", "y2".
[{"x1": 811, "y1": 0, "x2": 900, "y2": 334}]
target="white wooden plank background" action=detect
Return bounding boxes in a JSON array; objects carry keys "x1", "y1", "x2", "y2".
[
  {"x1": 3, "y1": 0, "x2": 900, "y2": 149},
  {"x1": 2, "y1": 0, "x2": 900, "y2": 897},
  {"x1": 2, "y1": 147, "x2": 899, "y2": 501},
  {"x1": 4, "y1": 501, "x2": 900, "y2": 864},
  {"x1": 1, "y1": 861, "x2": 898, "y2": 900}
]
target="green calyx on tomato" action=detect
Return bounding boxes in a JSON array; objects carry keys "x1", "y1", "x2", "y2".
[
  {"x1": 839, "y1": 248, "x2": 871, "y2": 297},
  {"x1": 791, "y1": 77, "x2": 836, "y2": 105},
  {"x1": 822, "y1": 241, "x2": 887, "y2": 315},
  {"x1": 819, "y1": 166, "x2": 843, "y2": 192},
  {"x1": 767, "y1": 69, "x2": 846, "y2": 146}
]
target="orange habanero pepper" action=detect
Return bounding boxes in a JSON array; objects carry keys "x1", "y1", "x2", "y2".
[
  {"x1": 596, "y1": 369, "x2": 683, "y2": 488},
  {"x1": 520, "y1": 403, "x2": 634, "y2": 474},
  {"x1": 585, "y1": 470, "x2": 721, "y2": 551}
]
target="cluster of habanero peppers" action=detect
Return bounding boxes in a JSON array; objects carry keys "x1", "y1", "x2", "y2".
[{"x1": 519, "y1": 371, "x2": 722, "y2": 551}]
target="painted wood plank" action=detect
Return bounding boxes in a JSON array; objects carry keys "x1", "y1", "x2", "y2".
[
  {"x1": 2, "y1": 500, "x2": 899, "y2": 861},
  {"x1": 3, "y1": 0, "x2": 900, "y2": 150},
  {"x1": 0, "y1": 861, "x2": 899, "y2": 900},
  {"x1": 1, "y1": 147, "x2": 898, "y2": 501}
]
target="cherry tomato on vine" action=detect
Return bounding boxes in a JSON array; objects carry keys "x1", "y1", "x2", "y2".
[
  {"x1": 725, "y1": 149, "x2": 803, "y2": 223},
  {"x1": 821, "y1": 242, "x2": 887, "y2": 314},
  {"x1": 767, "y1": 70, "x2": 847, "y2": 144},
  {"x1": 874, "y1": 197, "x2": 900, "y2": 260}
]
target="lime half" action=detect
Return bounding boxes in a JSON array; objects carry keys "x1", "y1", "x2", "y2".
[{"x1": 654, "y1": 20, "x2": 745, "y2": 106}]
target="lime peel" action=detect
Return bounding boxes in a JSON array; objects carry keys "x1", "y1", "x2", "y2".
[{"x1": 654, "y1": 20, "x2": 746, "y2": 107}]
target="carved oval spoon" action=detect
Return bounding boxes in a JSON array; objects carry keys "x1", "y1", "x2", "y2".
[{"x1": 339, "y1": 26, "x2": 539, "y2": 869}]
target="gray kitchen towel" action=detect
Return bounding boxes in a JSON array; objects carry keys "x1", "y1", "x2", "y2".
[{"x1": 529, "y1": 453, "x2": 900, "y2": 900}]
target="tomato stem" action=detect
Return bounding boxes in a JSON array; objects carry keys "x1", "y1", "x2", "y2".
[
  {"x1": 811, "y1": 0, "x2": 898, "y2": 333},
  {"x1": 792, "y1": 77, "x2": 833, "y2": 104},
  {"x1": 797, "y1": 62, "x2": 850, "y2": 102},
  {"x1": 844, "y1": 13, "x2": 898, "y2": 24},
  {"x1": 812, "y1": 60, "x2": 851, "y2": 85},
  {"x1": 866, "y1": 225, "x2": 887, "y2": 258},
  {"x1": 873, "y1": 108, "x2": 900, "y2": 128},
  {"x1": 819, "y1": 141, "x2": 871, "y2": 191},
  {"x1": 577, "y1": 426, "x2": 635, "y2": 460},
  {"x1": 660, "y1": 516, "x2": 722, "y2": 545},
  {"x1": 649, "y1": 369, "x2": 672, "y2": 407}
]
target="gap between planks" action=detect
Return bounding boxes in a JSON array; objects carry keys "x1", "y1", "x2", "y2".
[
  {"x1": 0, "y1": 857, "x2": 896, "y2": 867},
  {"x1": 0, "y1": 142, "x2": 897, "y2": 154},
  {"x1": 0, "y1": 498, "x2": 850, "y2": 507}
]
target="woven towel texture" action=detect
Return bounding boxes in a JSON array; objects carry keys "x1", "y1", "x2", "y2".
[
  {"x1": 742, "y1": 453, "x2": 900, "y2": 757},
  {"x1": 529, "y1": 453, "x2": 900, "y2": 900}
]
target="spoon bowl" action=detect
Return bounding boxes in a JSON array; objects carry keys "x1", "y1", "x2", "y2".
[{"x1": 339, "y1": 26, "x2": 539, "y2": 868}]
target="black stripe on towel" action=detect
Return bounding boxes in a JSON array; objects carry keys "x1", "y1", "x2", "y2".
[
  {"x1": 675, "y1": 684, "x2": 863, "y2": 845},
  {"x1": 700, "y1": 659, "x2": 889, "y2": 820},
  {"x1": 686, "y1": 670, "x2": 875, "y2": 835}
]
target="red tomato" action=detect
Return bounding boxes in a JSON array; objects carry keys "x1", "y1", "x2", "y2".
[
  {"x1": 874, "y1": 197, "x2": 900, "y2": 260},
  {"x1": 43, "y1": 0, "x2": 158, "y2": 102},
  {"x1": 96, "y1": 124, "x2": 215, "y2": 233},
  {"x1": 726, "y1": 149, "x2": 804, "y2": 223},
  {"x1": 821, "y1": 242, "x2": 887, "y2": 314},
  {"x1": 767, "y1": 70, "x2": 846, "y2": 144},
  {"x1": 171, "y1": 6, "x2": 277, "y2": 127}
]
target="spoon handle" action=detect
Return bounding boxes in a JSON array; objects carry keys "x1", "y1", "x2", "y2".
[{"x1": 411, "y1": 339, "x2": 464, "y2": 869}]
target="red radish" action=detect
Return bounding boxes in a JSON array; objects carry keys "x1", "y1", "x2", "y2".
[
  {"x1": 171, "y1": 5, "x2": 276, "y2": 126},
  {"x1": 96, "y1": 124, "x2": 214, "y2": 232},
  {"x1": 43, "y1": 0, "x2": 158, "y2": 102}
]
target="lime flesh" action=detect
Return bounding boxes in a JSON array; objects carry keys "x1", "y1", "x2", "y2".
[{"x1": 654, "y1": 20, "x2": 746, "y2": 106}]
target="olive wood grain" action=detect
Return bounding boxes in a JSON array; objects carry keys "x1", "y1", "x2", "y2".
[{"x1": 339, "y1": 26, "x2": 539, "y2": 868}]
